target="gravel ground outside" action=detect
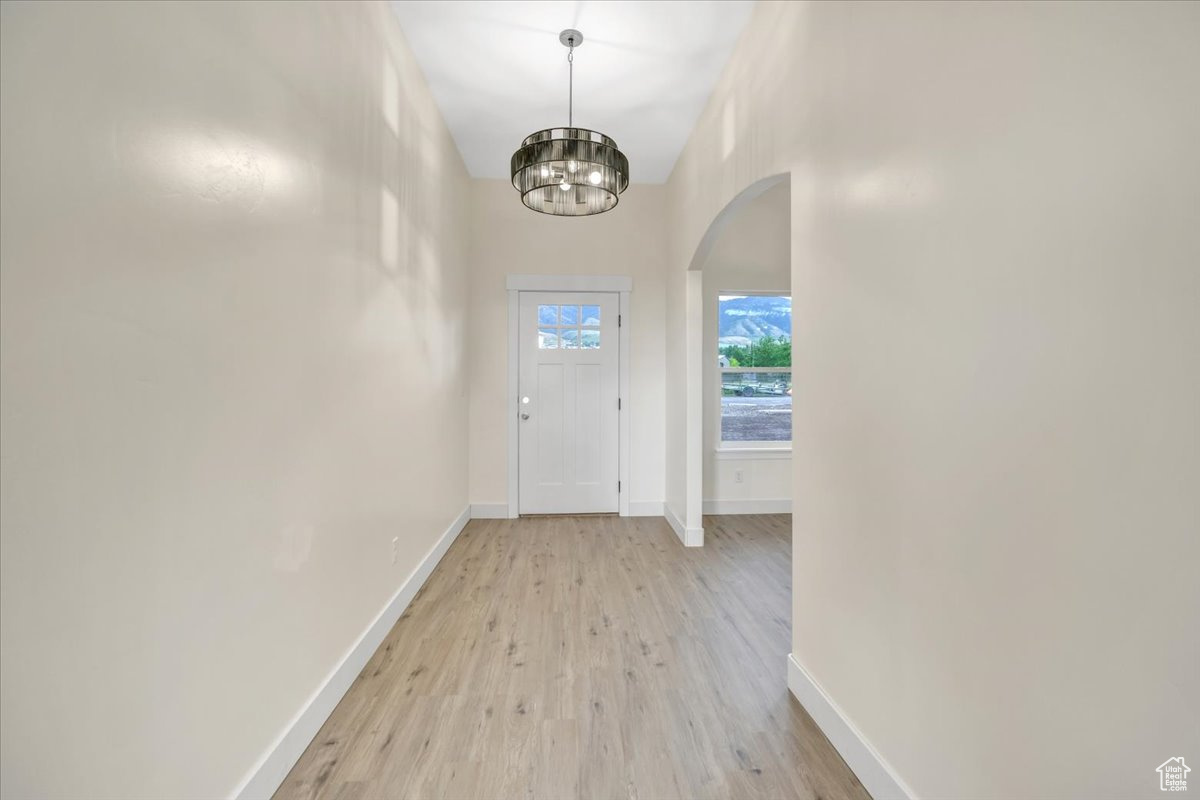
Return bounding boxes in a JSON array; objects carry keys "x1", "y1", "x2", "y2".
[{"x1": 720, "y1": 396, "x2": 792, "y2": 441}]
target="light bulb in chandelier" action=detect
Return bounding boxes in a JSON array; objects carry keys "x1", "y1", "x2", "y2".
[{"x1": 510, "y1": 29, "x2": 629, "y2": 216}]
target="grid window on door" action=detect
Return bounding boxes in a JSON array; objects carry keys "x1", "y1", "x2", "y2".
[{"x1": 538, "y1": 304, "x2": 601, "y2": 349}]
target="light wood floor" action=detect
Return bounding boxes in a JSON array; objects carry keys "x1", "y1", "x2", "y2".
[{"x1": 275, "y1": 514, "x2": 870, "y2": 800}]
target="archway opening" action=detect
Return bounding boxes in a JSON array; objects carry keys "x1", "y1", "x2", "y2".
[
  {"x1": 699, "y1": 181, "x2": 792, "y2": 516},
  {"x1": 681, "y1": 173, "x2": 792, "y2": 541}
]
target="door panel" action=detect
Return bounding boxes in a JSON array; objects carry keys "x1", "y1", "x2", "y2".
[
  {"x1": 519, "y1": 291, "x2": 618, "y2": 514},
  {"x1": 536, "y1": 363, "x2": 564, "y2": 486},
  {"x1": 574, "y1": 364, "x2": 601, "y2": 486}
]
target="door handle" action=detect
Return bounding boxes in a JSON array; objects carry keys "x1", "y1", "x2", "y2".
[{"x1": 521, "y1": 413, "x2": 530, "y2": 420}]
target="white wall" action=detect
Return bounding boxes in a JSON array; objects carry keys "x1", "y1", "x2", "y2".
[
  {"x1": 466, "y1": 178, "x2": 666, "y2": 513},
  {"x1": 0, "y1": 2, "x2": 469, "y2": 797},
  {"x1": 667, "y1": 1, "x2": 1200, "y2": 798},
  {"x1": 664, "y1": 259, "x2": 687, "y2": 525},
  {"x1": 701, "y1": 181, "x2": 791, "y2": 510}
]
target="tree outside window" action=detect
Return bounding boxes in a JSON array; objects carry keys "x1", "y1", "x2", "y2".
[{"x1": 718, "y1": 294, "x2": 791, "y2": 443}]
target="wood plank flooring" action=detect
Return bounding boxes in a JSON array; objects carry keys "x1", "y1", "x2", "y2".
[{"x1": 275, "y1": 514, "x2": 870, "y2": 800}]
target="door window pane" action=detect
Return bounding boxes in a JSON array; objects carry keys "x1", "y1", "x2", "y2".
[{"x1": 536, "y1": 301, "x2": 603, "y2": 352}]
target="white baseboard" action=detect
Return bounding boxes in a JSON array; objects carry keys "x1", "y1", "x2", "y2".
[
  {"x1": 472, "y1": 502, "x2": 666, "y2": 518},
  {"x1": 664, "y1": 504, "x2": 704, "y2": 547},
  {"x1": 787, "y1": 654, "x2": 915, "y2": 800},
  {"x1": 469, "y1": 503, "x2": 510, "y2": 519},
  {"x1": 702, "y1": 498, "x2": 792, "y2": 515},
  {"x1": 628, "y1": 501, "x2": 665, "y2": 516},
  {"x1": 231, "y1": 506, "x2": 472, "y2": 800}
]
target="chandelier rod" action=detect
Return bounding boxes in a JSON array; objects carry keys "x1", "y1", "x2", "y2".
[{"x1": 567, "y1": 39, "x2": 574, "y2": 127}]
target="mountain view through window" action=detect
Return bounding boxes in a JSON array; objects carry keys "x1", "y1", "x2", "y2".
[{"x1": 719, "y1": 294, "x2": 791, "y2": 442}]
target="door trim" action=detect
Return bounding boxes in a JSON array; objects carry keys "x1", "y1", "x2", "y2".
[{"x1": 506, "y1": 275, "x2": 631, "y2": 518}]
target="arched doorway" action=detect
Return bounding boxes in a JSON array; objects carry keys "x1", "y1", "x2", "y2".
[{"x1": 682, "y1": 173, "x2": 792, "y2": 541}]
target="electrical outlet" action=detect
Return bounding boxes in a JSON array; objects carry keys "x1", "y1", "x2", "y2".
[
  {"x1": 391, "y1": 537, "x2": 399, "y2": 564},
  {"x1": 734, "y1": 469, "x2": 744, "y2": 484}
]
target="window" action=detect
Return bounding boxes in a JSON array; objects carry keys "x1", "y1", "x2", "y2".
[
  {"x1": 539, "y1": 304, "x2": 601, "y2": 349},
  {"x1": 718, "y1": 294, "x2": 791, "y2": 443}
]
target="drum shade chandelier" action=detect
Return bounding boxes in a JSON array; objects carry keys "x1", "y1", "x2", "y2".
[{"x1": 510, "y1": 29, "x2": 629, "y2": 216}]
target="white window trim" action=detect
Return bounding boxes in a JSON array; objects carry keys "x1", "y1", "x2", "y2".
[
  {"x1": 506, "y1": 274, "x2": 632, "y2": 293},
  {"x1": 714, "y1": 446, "x2": 792, "y2": 460},
  {"x1": 717, "y1": 290, "x2": 792, "y2": 448},
  {"x1": 507, "y1": 275, "x2": 631, "y2": 518}
]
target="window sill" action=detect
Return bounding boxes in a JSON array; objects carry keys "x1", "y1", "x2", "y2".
[{"x1": 713, "y1": 447, "x2": 792, "y2": 461}]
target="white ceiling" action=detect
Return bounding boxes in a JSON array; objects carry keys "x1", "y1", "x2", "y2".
[{"x1": 389, "y1": 1, "x2": 754, "y2": 184}]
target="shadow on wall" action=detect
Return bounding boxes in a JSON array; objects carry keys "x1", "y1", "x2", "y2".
[{"x1": 360, "y1": 33, "x2": 464, "y2": 382}]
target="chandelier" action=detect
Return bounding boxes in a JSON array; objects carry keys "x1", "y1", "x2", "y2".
[{"x1": 510, "y1": 29, "x2": 629, "y2": 216}]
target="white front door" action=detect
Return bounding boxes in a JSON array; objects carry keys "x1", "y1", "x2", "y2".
[{"x1": 518, "y1": 292, "x2": 619, "y2": 514}]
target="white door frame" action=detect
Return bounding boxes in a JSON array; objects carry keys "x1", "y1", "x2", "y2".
[{"x1": 507, "y1": 274, "x2": 632, "y2": 518}]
